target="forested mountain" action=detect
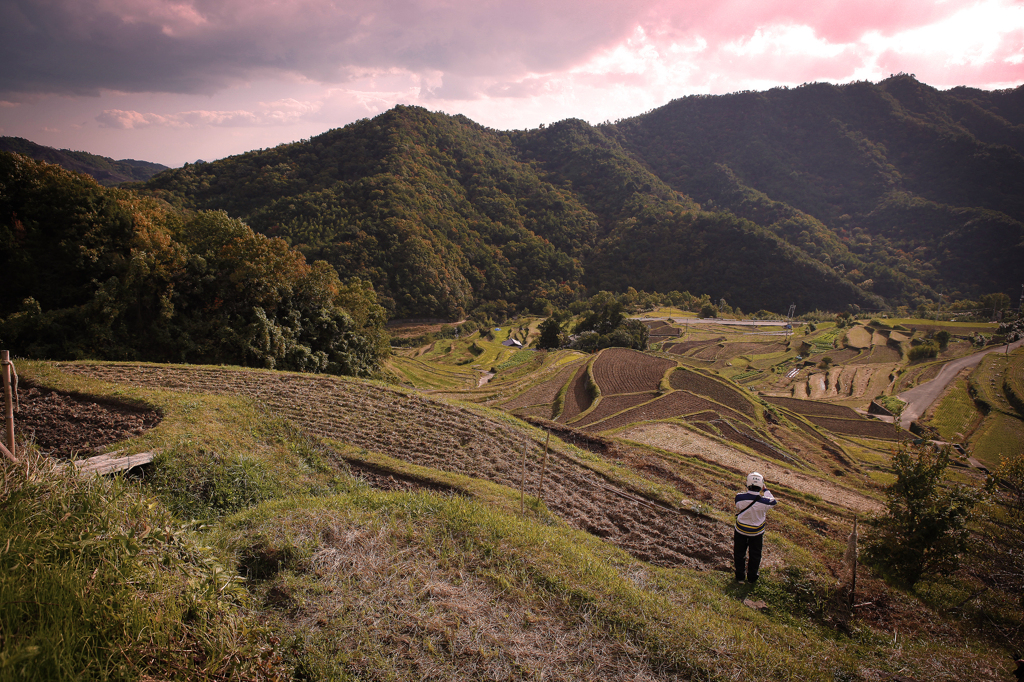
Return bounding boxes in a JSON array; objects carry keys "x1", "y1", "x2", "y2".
[
  {"x1": 128, "y1": 77, "x2": 1017, "y2": 318},
  {"x1": 0, "y1": 137, "x2": 168, "y2": 186},
  {"x1": 0, "y1": 153, "x2": 389, "y2": 376}
]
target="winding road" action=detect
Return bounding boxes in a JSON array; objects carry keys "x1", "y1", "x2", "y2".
[{"x1": 897, "y1": 339, "x2": 1023, "y2": 429}]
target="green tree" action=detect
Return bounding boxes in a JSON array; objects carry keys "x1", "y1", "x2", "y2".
[
  {"x1": 537, "y1": 315, "x2": 565, "y2": 349},
  {"x1": 864, "y1": 443, "x2": 979, "y2": 588}
]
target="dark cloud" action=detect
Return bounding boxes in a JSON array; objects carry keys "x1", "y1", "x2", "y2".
[
  {"x1": 0, "y1": 0, "x2": 636, "y2": 98},
  {"x1": 0, "y1": 0, "x2": 1015, "y2": 103}
]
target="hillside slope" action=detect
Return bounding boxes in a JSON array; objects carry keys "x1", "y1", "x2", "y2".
[
  {"x1": 137, "y1": 77, "x2": 1023, "y2": 319},
  {"x1": 0, "y1": 136, "x2": 168, "y2": 185}
]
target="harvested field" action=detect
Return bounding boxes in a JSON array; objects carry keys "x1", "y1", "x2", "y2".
[
  {"x1": 692, "y1": 344, "x2": 722, "y2": 361},
  {"x1": 14, "y1": 383, "x2": 161, "y2": 459},
  {"x1": 617, "y1": 423, "x2": 882, "y2": 513},
  {"x1": 501, "y1": 361, "x2": 583, "y2": 411},
  {"x1": 806, "y1": 415, "x2": 912, "y2": 440},
  {"x1": 663, "y1": 337, "x2": 725, "y2": 355},
  {"x1": 510, "y1": 404, "x2": 554, "y2": 419},
  {"x1": 871, "y1": 330, "x2": 889, "y2": 346},
  {"x1": 557, "y1": 364, "x2": 592, "y2": 423},
  {"x1": 766, "y1": 396, "x2": 862, "y2": 419},
  {"x1": 848, "y1": 366, "x2": 875, "y2": 397},
  {"x1": 572, "y1": 392, "x2": 660, "y2": 428},
  {"x1": 817, "y1": 348, "x2": 860, "y2": 364},
  {"x1": 844, "y1": 326, "x2": 872, "y2": 349},
  {"x1": 717, "y1": 342, "x2": 787, "y2": 359},
  {"x1": 808, "y1": 373, "x2": 827, "y2": 399},
  {"x1": 59, "y1": 363, "x2": 732, "y2": 569},
  {"x1": 865, "y1": 346, "x2": 902, "y2": 363},
  {"x1": 669, "y1": 369, "x2": 757, "y2": 417},
  {"x1": 588, "y1": 391, "x2": 748, "y2": 434},
  {"x1": 591, "y1": 348, "x2": 675, "y2": 395}
]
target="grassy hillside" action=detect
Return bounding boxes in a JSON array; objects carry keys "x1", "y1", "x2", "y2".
[{"x1": 6, "y1": 346, "x2": 1021, "y2": 680}]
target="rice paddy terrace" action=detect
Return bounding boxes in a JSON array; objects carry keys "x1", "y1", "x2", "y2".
[{"x1": 38, "y1": 314, "x2": 1019, "y2": 584}]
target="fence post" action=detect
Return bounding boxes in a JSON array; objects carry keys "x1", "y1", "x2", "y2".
[{"x1": 2, "y1": 350, "x2": 14, "y2": 462}]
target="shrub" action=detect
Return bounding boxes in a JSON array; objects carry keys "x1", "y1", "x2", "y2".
[
  {"x1": 864, "y1": 444, "x2": 979, "y2": 588},
  {"x1": 908, "y1": 342, "x2": 939, "y2": 361}
]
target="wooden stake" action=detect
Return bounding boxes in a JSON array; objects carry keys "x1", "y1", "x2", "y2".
[
  {"x1": 2, "y1": 351, "x2": 14, "y2": 462},
  {"x1": 520, "y1": 439, "x2": 528, "y2": 514},
  {"x1": 850, "y1": 515, "x2": 858, "y2": 609},
  {"x1": 536, "y1": 432, "x2": 551, "y2": 499}
]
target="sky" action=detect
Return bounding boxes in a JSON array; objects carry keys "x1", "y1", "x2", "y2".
[{"x1": 1, "y1": 0, "x2": 1022, "y2": 168}]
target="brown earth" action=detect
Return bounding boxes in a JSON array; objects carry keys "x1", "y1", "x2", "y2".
[
  {"x1": 12, "y1": 382, "x2": 161, "y2": 458},
  {"x1": 56, "y1": 364, "x2": 733, "y2": 571},
  {"x1": 670, "y1": 369, "x2": 757, "y2": 417},
  {"x1": 591, "y1": 348, "x2": 675, "y2": 395},
  {"x1": 663, "y1": 337, "x2": 725, "y2": 355},
  {"x1": 501, "y1": 361, "x2": 583, "y2": 411},
  {"x1": 766, "y1": 396, "x2": 862, "y2": 419},
  {"x1": 616, "y1": 423, "x2": 882, "y2": 514},
  {"x1": 586, "y1": 391, "x2": 748, "y2": 434},
  {"x1": 572, "y1": 392, "x2": 659, "y2": 428},
  {"x1": 557, "y1": 364, "x2": 592, "y2": 423}
]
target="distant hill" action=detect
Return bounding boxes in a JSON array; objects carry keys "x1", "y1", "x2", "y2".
[
  {"x1": 0, "y1": 137, "x2": 168, "y2": 186},
  {"x1": 120, "y1": 77, "x2": 1024, "y2": 318}
]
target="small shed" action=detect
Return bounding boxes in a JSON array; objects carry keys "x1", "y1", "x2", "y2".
[{"x1": 501, "y1": 339, "x2": 523, "y2": 348}]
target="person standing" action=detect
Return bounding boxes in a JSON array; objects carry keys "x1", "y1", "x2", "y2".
[{"x1": 734, "y1": 471, "x2": 777, "y2": 584}]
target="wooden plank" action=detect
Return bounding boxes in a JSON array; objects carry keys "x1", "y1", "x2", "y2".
[{"x1": 62, "y1": 450, "x2": 158, "y2": 477}]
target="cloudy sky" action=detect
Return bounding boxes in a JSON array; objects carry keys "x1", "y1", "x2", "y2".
[{"x1": 2, "y1": 0, "x2": 1022, "y2": 167}]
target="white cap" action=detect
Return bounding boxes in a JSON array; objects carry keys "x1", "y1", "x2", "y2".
[{"x1": 746, "y1": 472, "x2": 764, "y2": 490}]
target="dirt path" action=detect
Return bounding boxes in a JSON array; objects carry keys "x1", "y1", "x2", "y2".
[
  {"x1": 616, "y1": 423, "x2": 882, "y2": 514},
  {"x1": 898, "y1": 339, "x2": 1024, "y2": 428}
]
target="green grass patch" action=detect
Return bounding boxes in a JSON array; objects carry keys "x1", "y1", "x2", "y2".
[
  {"x1": 928, "y1": 379, "x2": 982, "y2": 442},
  {"x1": 970, "y1": 412, "x2": 1024, "y2": 470}
]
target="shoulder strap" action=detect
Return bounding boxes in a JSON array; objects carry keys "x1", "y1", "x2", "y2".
[{"x1": 737, "y1": 495, "x2": 762, "y2": 515}]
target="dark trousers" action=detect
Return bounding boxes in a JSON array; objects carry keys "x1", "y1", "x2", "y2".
[{"x1": 734, "y1": 530, "x2": 764, "y2": 582}]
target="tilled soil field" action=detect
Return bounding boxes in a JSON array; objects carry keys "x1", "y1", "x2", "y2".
[
  {"x1": 806, "y1": 415, "x2": 912, "y2": 441},
  {"x1": 56, "y1": 364, "x2": 732, "y2": 570},
  {"x1": 14, "y1": 383, "x2": 161, "y2": 458},
  {"x1": 617, "y1": 423, "x2": 883, "y2": 514},
  {"x1": 591, "y1": 348, "x2": 675, "y2": 395},
  {"x1": 765, "y1": 397, "x2": 861, "y2": 419},
  {"x1": 663, "y1": 337, "x2": 724, "y2": 355},
  {"x1": 571, "y1": 392, "x2": 659, "y2": 428},
  {"x1": 585, "y1": 390, "x2": 748, "y2": 434},
  {"x1": 500, "y1": 361, "x2": 583, "y2": 411},
  {"x1": 669, "y1": 369, "x2": 756, "y2": 418},
  {"x1": 557, "y1": 365, "x2": 593, "y2": 423}
]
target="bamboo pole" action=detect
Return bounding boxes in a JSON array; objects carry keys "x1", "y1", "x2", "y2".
[
  {"x1": 535, "y1": 432, "x2": 551, "y2": 499},
  {"x1": 2, "y1": 351, "x2": 14, "y2": 462},
  {"x1": 520, "y1": 439, "x2": 528, "y2": 514},
  {"x1": 849, "y1": 516, "x2": 858, "y2": 609}
]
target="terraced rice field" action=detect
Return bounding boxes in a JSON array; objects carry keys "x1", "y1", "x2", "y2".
[
  {"x1": 57, "y1": 363, "x2": 732, "y2": 569},
  {"x1": 501, "y1": 360, "x2": 584, "y2": 411},
  {"x1": 927, "y1": 378, "x2": 981, "y2": 442},
  {"x1": 663, "y1": 337, "x2": 724, "y2": 355},
  {"x1": 670, "y1": 369, "x2": 757, "y2": 417},
  {"x1": 588, "y1": 391, "x2": 748, "y2": 434},
  {"x1": 591, "y1": 348, "x2": 675, "y2": 395},
  {"x1": 557, "y1": 365, "x2": 593, "y2": 423},
  {"x1": 864, "y1": 346, "x2": 901, "y2": 363},
  {"x1": 572, "y1": 392, "x2": 660, "y2": 428},
  {"x1": 844, "y1": 326, "x2": 872, "y2": 349},
  {"x1": 805, "y1": 415, "x2": 911, "y2": 441},
  {"x1": 765, "y1": 396, "x2": 862, "y2": 419}
]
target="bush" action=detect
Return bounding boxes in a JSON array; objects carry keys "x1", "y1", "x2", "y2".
[
  {"x1": 864, "y1": 444, "x2": 979, "y2": 588},
  {"x1": 908, "y1": 342, "x2": 939, "y2": 361}
]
